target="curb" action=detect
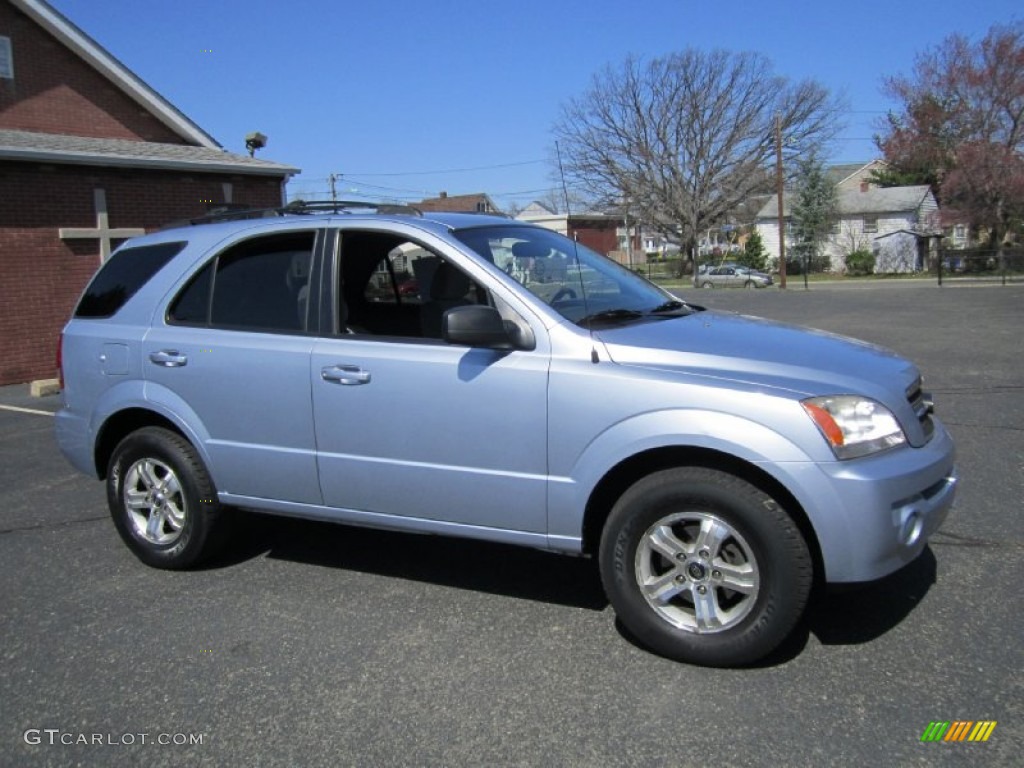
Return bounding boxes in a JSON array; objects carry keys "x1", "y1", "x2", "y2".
[{"x1": 30, "y1": 379, "x2": 60, "y2": 398}]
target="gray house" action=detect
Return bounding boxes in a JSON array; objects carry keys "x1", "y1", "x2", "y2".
[{"x1": 756, "y1": 183, "x2": 940, "y2": 273}]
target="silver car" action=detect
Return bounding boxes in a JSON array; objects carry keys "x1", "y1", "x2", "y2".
[
  {"x1": 56, "y1": 203, "x2": 955, "y2": 667},
  {"x1": 699, "y1": 264, "x2": 773, "y2": 288}
]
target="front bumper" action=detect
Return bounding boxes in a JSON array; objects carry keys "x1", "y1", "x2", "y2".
[{"x1": 776, "y1": 420, "x2": 957, "y2": 583}]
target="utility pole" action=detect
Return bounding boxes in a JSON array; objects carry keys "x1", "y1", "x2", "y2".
[
  {"x1": 624, "y1": 198, "x2": 633, "y2": 269},
  {"x1": 775, "y1": 114, "x2": 787, "y2": 290},
  {"x1": 329, "y1": 173, "x2": 338, "y2": 205}
]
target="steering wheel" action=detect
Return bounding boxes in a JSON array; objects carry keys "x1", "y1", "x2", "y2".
[{"x1": 551, "y1": 287, "x2": 578, "y2": 302}]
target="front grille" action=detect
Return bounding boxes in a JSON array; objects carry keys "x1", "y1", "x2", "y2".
[{"x1": 906, "y1": 378, "x2": 935, "y2": 441}]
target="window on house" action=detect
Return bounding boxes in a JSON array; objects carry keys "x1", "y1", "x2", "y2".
[
  {"x1": 863, "y1": 217, "x2": 878, "y2": 234},
  {"x1": 0, "y1": 37, "x2": 13, "y2": 79},
  {"x1": 831, "y1": 221, "x2": 841, "y2": 235}
]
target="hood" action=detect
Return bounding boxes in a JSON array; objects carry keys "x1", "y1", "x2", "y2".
[{"x1": 597, "y1": 310, "x2": 918, "y2": 402}]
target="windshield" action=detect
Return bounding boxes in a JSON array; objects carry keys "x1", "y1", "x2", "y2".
[{"x1": 454, "y1": 225, "x2": 691, "y2": 326}]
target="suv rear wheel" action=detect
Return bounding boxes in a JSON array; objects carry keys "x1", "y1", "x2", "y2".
[
  {"x1": 599, "y1": 467, "x2": 811, "y2": 667},
  {"x1": 107, "y1": 427, "x2": 229, "y2": 569}
]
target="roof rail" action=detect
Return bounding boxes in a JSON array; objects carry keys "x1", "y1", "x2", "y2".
[
  {"x1": 282, "y1": 200, "x2": 424, "y2": 216},
  {"x1": 177, "y1": 200, "x2": 423, "y2": 227}
]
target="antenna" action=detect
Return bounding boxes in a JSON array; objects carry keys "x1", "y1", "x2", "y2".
[
  {"x1": 555, "y1": 141, "x2": 571, "y2": 215},
  {"x1": 556, "y1": 142, "x2": 598, "y2": 362}
]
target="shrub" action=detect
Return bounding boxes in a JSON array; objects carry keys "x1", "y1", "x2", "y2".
[{"x1": 845, "y1": 249, "x2": 875, "y2": 276}]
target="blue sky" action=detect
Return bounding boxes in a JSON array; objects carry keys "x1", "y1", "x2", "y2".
[{"x1": 50, "y1": 0, "x2": 1021, "y2": 211}]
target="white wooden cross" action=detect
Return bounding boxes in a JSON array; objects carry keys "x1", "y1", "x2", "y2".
[{"x1": 59, "y1": 188, "x2": 146, "y2": 262}]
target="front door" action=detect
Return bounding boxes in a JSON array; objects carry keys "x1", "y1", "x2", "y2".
[{"x1": 310, "y1": 231, "x2": 550, "y2": 532}]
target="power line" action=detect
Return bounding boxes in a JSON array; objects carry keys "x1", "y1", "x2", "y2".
[{"x1": 342, "y1": 159, "x2": 546, "y2": 177}]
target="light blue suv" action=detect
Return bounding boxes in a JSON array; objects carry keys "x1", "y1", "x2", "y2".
[{"x1": 56, "y1": 203, "x2": 957, "y2": 666}]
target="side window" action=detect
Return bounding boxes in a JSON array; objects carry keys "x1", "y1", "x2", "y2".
[
  {"x1": 168, "y1": 261, "x2": 212, "y2": 324},
  {"x1": 339, "y1": 231, "x2": 486, "y2": 340},
  {"x1": 167, "y1": 232, "x2": 314, "y2": 332},
  {"x1": 75, "y1": 241, "x2": 186, "y2": 318}
]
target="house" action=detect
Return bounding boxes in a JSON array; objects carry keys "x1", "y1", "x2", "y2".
[
  {"x1": 416, "y1": 191, "x2": 500, "y2": 213},
  {"x1": 516, "y1": 202, "x2": 643, "y2": 266},
  {"x1": 0, "y1": 0, "x2": 299, "y2": 387},
  {"x1": 829, "y1": 159, "x2": 888, "y2": 190},
  {"x1": 756, "y1": 168, "x2": 940, "y2": 273}
]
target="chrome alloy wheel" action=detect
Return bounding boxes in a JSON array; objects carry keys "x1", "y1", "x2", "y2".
[
  {"x1": 635, "y1": 512, "x2": 760, "y2": 633},
  {"x1": 123, "y1": 458, "x2": 187, "y2": 545}
]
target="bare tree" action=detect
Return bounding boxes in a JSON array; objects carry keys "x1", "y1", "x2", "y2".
[{"x1": 553, "y1": 50, "x2": 843, "y2": 261}]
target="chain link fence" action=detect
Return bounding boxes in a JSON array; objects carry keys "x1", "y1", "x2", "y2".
[{"x1": 936, "y1": 248, "x2": 1024, "y2": 285}]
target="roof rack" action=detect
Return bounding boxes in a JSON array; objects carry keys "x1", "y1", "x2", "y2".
[
  {"x1": 180, "y1": 199, "x2": 423, "y2": 227},
  {"x1": 282, "y1": 200, "x2": 423, "y2": 216}
]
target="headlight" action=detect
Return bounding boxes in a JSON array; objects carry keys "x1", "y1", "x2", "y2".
[{"x1": 801, "y1": 396, "x2": 906, "y2": 459}]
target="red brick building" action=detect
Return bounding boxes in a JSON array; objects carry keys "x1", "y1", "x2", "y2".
[
  {"x1": 0, "y1": 0, "x2": 299, "y2": 386},
  {"x1": 415, "y1": 191, "x2": 500, "y2": 213},
  {"x1": 516, "y1": 202, "x2": 644, "y2": 265}
]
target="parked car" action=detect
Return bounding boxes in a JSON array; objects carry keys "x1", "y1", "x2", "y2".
[
  {"x1": 397, "y1": 277, "x2": 419, "y2": 297},
  {"x1": 56, "y1": 202, "x2": 956, "y2": 667},
  {"x1": 699, "y1": 264, "x2": 773, "y2": 288}
]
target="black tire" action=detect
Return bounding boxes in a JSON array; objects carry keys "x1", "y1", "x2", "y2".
[
  {"x1": 599, "y1": 467, "x2": 811, "y2": 667},
  {"x1": 701, "y1": 281, "x2": 714, "y2": 289},
  {"x1": 744, "y1": 280, "x2": 756, "y2": 289},
  {"x1": 106, "y1": 427, "x2": 229, "y2": 569}
]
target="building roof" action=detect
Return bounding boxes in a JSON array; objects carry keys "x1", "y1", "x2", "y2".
[
  {"x1": 11, "y1": 0, "x2": 221, "y2": 148},
  {"x1": 828, "y1": 160, "x2": 886, "y2": 187},
  {"x1": 0, "y1": 128, "x2": 299, "y2": 176},
  {"x1": 416, "y1": 192, "x2": 500, "y2": 213},
  {"x1": 757, "y1": 185, "x2": 933, "y2": 219},
  {"x1": 520, "y1": 201, "x2": 557, "y2": 216}
]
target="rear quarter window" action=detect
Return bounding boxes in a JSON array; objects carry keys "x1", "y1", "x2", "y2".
[{"x1": 74, "y1": 242, "x2": 186, "y2": 318}]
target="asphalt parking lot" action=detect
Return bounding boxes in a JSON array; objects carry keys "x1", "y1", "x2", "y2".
[{"x1": 2, "y1": 282, "x2": 1021, "y2": 767}]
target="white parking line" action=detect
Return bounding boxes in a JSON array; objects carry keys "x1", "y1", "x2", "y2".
[{"x1": 0, "y1": 404, "x2": 55, "y2": 417}]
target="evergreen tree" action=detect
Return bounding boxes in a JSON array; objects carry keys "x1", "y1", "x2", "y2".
[
  {"x1": 738, "y1": 230, "x2": 768, "y2": 271},
  {"x1": 791, "y1": 153, "x2": 838, "y2": 273}
]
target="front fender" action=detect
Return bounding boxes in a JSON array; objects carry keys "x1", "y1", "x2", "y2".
[{"x1": 546, "y1": 408, "x2": 832, "y2": 547}]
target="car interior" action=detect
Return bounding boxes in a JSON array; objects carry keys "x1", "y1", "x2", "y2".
[{"x1": 338, "y1": 231, "x2": 488, "y2": 339}]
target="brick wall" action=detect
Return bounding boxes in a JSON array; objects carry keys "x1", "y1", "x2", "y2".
[
  {"x1": 570, "y1": 220, "x2": 620, "y2": 256},
  {"x1": 0, "y1": 2, "x2": 186, "y2": 143},
  {"x1": 0, "y1": 160, "x2": 285, "y2": 385}
]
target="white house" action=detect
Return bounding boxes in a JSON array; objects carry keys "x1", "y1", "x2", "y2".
[{"x1": 756, "y1": 183, "x2": 940, "y2": 273}]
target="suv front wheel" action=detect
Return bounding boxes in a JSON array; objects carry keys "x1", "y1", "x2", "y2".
[
  {"x1": 107, "y1": 427, "x2": 229, "y2": 569},
  {"x1": 599, "y1": 467, "x2": 812, "y2": 667}
]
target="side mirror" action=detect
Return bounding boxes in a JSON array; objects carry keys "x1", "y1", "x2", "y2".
[{"x1": 443, "y1": 305, "x2": 514, "y2": 349}]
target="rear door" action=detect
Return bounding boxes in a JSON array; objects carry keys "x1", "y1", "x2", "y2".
[
  {"x1": 310, "y1": 228, "x2": 551, "y2": 532},
  {"x1": 143, "y1": 229, "x2": 324, "y2": 504}
]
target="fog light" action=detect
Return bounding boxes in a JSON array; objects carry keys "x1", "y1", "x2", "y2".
[{"x1": 897, "y1": 506, "x2": 924, "y2": 546}]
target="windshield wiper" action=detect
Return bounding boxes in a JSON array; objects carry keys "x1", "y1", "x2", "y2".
[
  {"x1": 647, "y1": 299, "x2": 690, "y2": 315},
  {"x1": 578, "y1": 308, "x2": 645, "y2": 326}
]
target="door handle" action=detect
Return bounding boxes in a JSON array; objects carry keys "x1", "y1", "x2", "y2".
[
  {"x1": 149, "y1": 350, "x2": 188, "y2": 367},
  {"x1": 321, "y1": 364, "x2": 371, "y2": 385}
]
